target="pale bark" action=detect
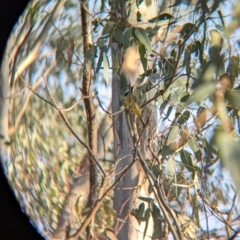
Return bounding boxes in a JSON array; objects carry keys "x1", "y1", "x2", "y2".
[
  {"x1": 111, "y1": 1, "x2": 159, "y2": 238},
  {"x1": 112, "y1": 47, "x2": 156, "y2": 240},
  {"x1": 112, "y1": 63, "x2": 140, "y2": 239}
]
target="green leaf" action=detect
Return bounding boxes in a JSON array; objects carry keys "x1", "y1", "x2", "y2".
[
  {"x1": 136, "y1": 11, "x2": 142, "y2": 22},
  {"x1": 138, "y1": 196, "x2": 154, "y2": 203},
  {"x1": 167, "y1": 126, "x2": 179, "y2": 145},
  {"x1": 160, "y1": 98, "x2": 168, "y2": 111},
  {"x1": 180, "y1": 150, "x2": 194, "y2": 173},
  {"x1": 102, "y1": 21, "x2": 115, "y2": 36},
  {"x1": 163, "y1": 106, "x2": 173, "y2": 121},
  {"x1": 144, "y1": 208, "x2": 151, "y2": 221},
  {"x1": 215, "y1": 130, "x2": 240, "y2": 191},
  {"x1": 177, "y1": 111, "x2": 190, "y2": 125},
  {"x1": 225, "y1": 90, "x2": 240, "y2": 109},
  {"x1": 228, "y1": 56, "x2": 239, "y2": 78},
  {"x1": 188, "y1": 138, "x2": 198, "y2": 153},
  {"x1": 164, "y1": 59, "x2": 175, "y2": 81},
  {"x1": 97, "y1": 38, "x2": 107, "y2": 47},
  {"x1": 202, "y1": 138, "x2": 218, "y2": 158},
  {"x1": 144, "y1": 208, "x2": 151, "y2": 239},
  {"x1": 183, "y1": 49, "x2": 191, "y2": 68},
  {"x1": 123, "y1": 28, "x2": 132, "y2": 49},
  {"x1": 148, "y1": 183, "x2": 153, "y2": 194},
  {"x1": 119, "y1": 74, "x2": 128, "y2": 98},
  {"x1": 136, "y1": 0, "x2": 144, "y2": 7},
  {"x1": 112, "y1": 28, "x2": 123, "y2": 43},
  {"x1": 161, "y1": 145, "x2": 175, "y2": 159},
  {"x1": 96, "y1": 47, "x2": 104, "y2": 73},
  {"x1": 188, "y1": 138, "x2": 201, "y2": 160},
  {"x1": 167, "y1": 156, "x2": 175, "y2": 181},
  {"x1": 152, "y1": 204, "x2": 163, "y2": 238},
  {"x1": 181, "y1": 94, "x2": 190, "y2": 103},
  {"x1": 139, "y1": 44, "x2": 147, "y2": 72},
  {"x1": 152, "y1": 165, "x2": 161, "y2": 179},
  {"x1": 103, "y1": 51, "x2": 109, "y2": 85},
  {"x1": 148, "y1": 13, "x2": 173, "y2": 23},
  {"x1": 187, "y1": 82, "x2": 216, "y2": 105},
  {"x1": 134, "y1": 28, "x2": 151, "y2": 53},
  {"x1": 137, "y1": 202, "x2": 145, "y2": 221}
]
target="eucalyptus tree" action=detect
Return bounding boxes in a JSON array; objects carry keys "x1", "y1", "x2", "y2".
[{"x1": 1, "y1": 0, "x2": 240, "y2": 240}]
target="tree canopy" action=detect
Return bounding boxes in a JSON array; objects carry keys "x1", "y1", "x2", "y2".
[{"x1": 2, "y1": 0, "x2": 240, "y2": 239}]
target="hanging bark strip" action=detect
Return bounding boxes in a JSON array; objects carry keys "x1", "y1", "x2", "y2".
[{"x1": 80, "y1": 0, "x2": 98, "y2": 207}]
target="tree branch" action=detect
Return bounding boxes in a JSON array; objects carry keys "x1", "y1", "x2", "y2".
[{"x1": 79, "y1": 1, "x2": 98, "y2": 237}]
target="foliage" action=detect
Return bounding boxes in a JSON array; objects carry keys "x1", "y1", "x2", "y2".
[{"x1": 3, "y1": 0, "x2": 240, "y2": 239}]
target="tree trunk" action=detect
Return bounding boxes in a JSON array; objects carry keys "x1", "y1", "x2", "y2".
[{"x1": 112, "y1": 54, "x2": 140, "y2": 239}]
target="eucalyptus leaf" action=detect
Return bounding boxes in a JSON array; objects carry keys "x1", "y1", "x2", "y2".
[
  {"x1": 161, "y1": 145, "x2": 175, "y2": 159},
  {"x1": 96, "y1": 47, "x2": 104, "y2": 73},
  {"x1": 97, "y1": 38, "x2": 107, "y2": 47},
  {"x1": 123, "y1": 27, "x2": 132, "y2": 49},
  {"x1": 225, "y1": 90, "x2": 240, "y2": 109},
  {"x1": 188, "y1": 138, "x2": 201, "y2": 160},
  {"x1": 144, "y1": 208, "x2": 151, "y2": 221},
  {"x1": 112, "y1": 29, "x2": 123, "y2": 43},
  {"x1": 139, "y1": 44, "x2": 147, "y2": 71},
  {"x1": 103, "y1": 51, "x2": 109, "y2": 85},
  {"x1": 152, "y1": 165, "x2": 161, "y2": 179},
  {"x1": 119, "y1": 74, "x2": 128, "y2": 98},
  {"x1": 137, "y1": 11, "x2": 142, "y2": 22},
  {"x1": 187, "y1": 82, "x2": 216, "y2": 104},
  {"x1": 177, "y1": 111, "x2": 190, "y2": 125},
  {"x1": 163, "y1": 106, "x2": 173, "y2": 121},
  {"x1": 188, "y1": 138, "x2": 199, "y2": 154},
  {"x1": 102, "y1": 21, "x2": 115, "y2": 36},
  {"x1": 167, "y1": 156, "x2": 175, "y2": 181},
  {"x1": 152, "y1": 204, "x2": 163, "y2": 238},
  {"x1": 180, "y1": 150, "x2": 194, "y2": 174},
  {"x1": 137, "y1": 202, "x2": 145, "y2": 221},
  {"x1": 215, "y1": 130, "x2": 240, "y2": 191},
  {"x1": 138, "y1": 196, "x2": 154, "y2": 203},
  {"x1": 134, "y1": 27, "x2": 151, "y2": 52},
  {"x1": 148, "y1": 13, "x2": 173, "y2": 23},
  {"x1": 167, "y1": 126, "x2": 179, "y2": 145}
]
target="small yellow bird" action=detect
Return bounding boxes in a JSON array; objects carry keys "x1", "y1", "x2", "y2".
[{"x1": 124, "y1": 94, "x2": 142, "y2": 117}]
